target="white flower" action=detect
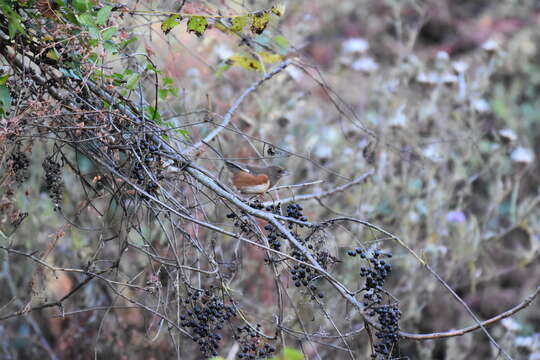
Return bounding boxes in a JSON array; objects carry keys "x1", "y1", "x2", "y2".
[
  {"x1": 388, "y1": 103, "x2": 407, "y2": 128},
  {"x1": 416, "y1": 72, "x2": 457, "y2": 84},
  {"x1": 472, "y1": 98, "x2": 490, "y2": 112},
  {"x1": 452, "y1": 61, "x2": 469, "y2": 73},
  {"x1": 214, "y1": 44, "x2": 234, "y2": 60},
  {"x1": 342, "y1": 38, "x2": 369, "y2": 54},
  {"x1": 498, "y1": 128, "x2": 517, "y2": 142},
  {"x1": 501, "y1": 318, "x2": 521, "y2": 332},
  {"x1": 351, "y1": 57, "x2": 379, "y2": 73},
  {"x1": 511, "y1": 147, "x2": 535, "y2": 164},
  {"x1": 422, "y1": 144, "x2": 443, "y2": 162},
  {"x1": 436, "y1": 51, "x2": 449, "y2": 62},
  {"x1": 482, "y1": 39, "x2": 499, "y2": 52}
]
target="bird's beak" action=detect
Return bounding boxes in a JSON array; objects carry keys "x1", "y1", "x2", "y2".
[{"x1": 281, "y1": 169, "x2": 290, "y2": 177}]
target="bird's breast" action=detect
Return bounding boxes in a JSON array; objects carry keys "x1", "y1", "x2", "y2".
[{"x1": 232, "y1": 173, "x2": 270, "y2": 194}]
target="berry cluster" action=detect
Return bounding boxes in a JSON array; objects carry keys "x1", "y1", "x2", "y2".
[
  {"x1": 263, "y1": 203, "x2": 284, "y2": 251},
  {"x1": 180, "y1": 287, "x2": 237, "y2": 358},
  {"x1": 282, "y1": 203, "x2": 327, "y2": 299},
  {"x1": 290, "y1": 262, "x2": 324, "y2": 299},
  {"x1": 285, "y1": 203, "x2": 307, "y2": 227},
  {"x1": 42, "y1": 156, "x2": 63, "y2": 209},
  {"x1": 131, "y1": 137, "x2": 163, "y2": 194},
  {"x1": 235, "y1": 325, "x2": 276, "y2": 359},
  {"x1": 226, "y1": 200, "x2": 269, "y2": 233},
  {"x1": 347, "y1": 248, "x2": 400, "y2": 359},
  {"x1": 227, "y1": 201, "x2": 332, "y2": 300},
  {"x1": 371, "y1": 304, "x2": 401, "y2": 359},
  {"x1": 226, "y1": 211, "x2": 254, "y2": 233},
  {"x1": 9, "y1": 150, "x2": 30, "y2": 183}
]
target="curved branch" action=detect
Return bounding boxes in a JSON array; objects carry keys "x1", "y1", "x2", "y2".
[
  {"x1": 401, "y1": 285, "x2": 539, "y2": 340},
  {"x1": 262, "y1": 169, "x2": 374, "y2": 207},
  {"x1": 322, "y1": 216, "x2": 528, "y2": 357},
  {"x1": 182, "y1": 60, "x2": 291, "y2": 157}
]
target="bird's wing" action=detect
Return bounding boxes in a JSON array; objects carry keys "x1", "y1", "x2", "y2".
[{"x1": 225, "y1": 161, "x2": 252, "y2": 174}]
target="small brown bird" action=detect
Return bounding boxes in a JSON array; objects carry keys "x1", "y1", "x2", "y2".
[{"x1": 225, "y1": 161, "x2": 287, "y2": 194}]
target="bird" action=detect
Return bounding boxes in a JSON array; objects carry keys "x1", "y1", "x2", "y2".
[{"x1": 225, "y1": 161, "x2": 287, "y2": 194}]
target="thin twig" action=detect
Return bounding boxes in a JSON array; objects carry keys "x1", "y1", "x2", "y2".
[
  {"x1": 262, "y1": 169, "x2": 374, "y2": 207},
  {"x1": 323, "y1": 216, "x2": 519, "y2": 359},
  {"x1": 182, "y1": 60, "x2": 291, "y2": 157},
  {"x1": 268, "y1": 180, "x2": 324, "y2": 192}
]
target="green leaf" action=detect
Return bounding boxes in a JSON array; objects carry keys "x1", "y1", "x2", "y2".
[
  {"x1": 88, "y1": 25, "x2": 100, "y2": 39},
  {"x1": 0, "y1": 74, "x2": 10, "y2": 86},
  {"x1": 273, "y1": 35, "x2": 289, "y2": 53},
  {"x1": 88, "y1": 53, "x2": 98, "y2": 63},
  {"x1": 46, "y1": 49, "x2": 60, "y2": 61},
  {"x1": 63, "y1": 11, "x2": 80, "y2": 25},
  {"x1": 103, "y1": 41, "x2": 117, "y2": 53},
  {"x1": 145, "y1": 106, "x2": 161, "y2": 121},
  {"x1": 250, "y1": 11, "x2": 270, "y2": 34},
  {"x1": 158, "y1": 89, "x2": 168, "y2": 100},
  {"x1": 0, "y1": 75, "x2": 10, "y2": 87},
  {"x1": 96, "y1": 5, "x2": 112, "y2": 25},
  {"x1": 187, "y1": 16, "x2": 208, "y2": 37},
  {"x1": 102, "y1": 27, "x2": 117, "y2": 40},
  {"x1": 59, "y1": 68, "x2": 82, "y2": 80},
  {"x1": 270, "y1": 347, "x2": 304, "y2": 360},
  {"x1": 145, "y1": 64, "x2": 161, "y2": 73},
  {"x1": 215, "y1": 62, "x2": 232, "y2": 77},
  {"x1": 230, "y1": 15, "x2": 249, "y2": 32},
  {"x1": 175, "y1": 128, "x2": 189, "y2": 141},
  {"x1": 0, "y1": 1, "x2": 26, "y2": 38},
  {"x1": 7, "y1": 14, "x2": 25, "y2": 38},
  {"x1": 119, "y1": 36, "x2": 138, "y2": 49},
  {"x1": 163, "y1": 77, "x2": 173, "y2": 86},
  {"x1": 77, "y1": 13, "x2": 95, "y2": 27},
  {"x1": 161, "y1": 14, "x2": 182, "y2": 34},
  {"x1": 0, "y1": 85, "x2": 12, "y2": 115},
  {"x1": 125, "y1": 72, "x2": 141, "y2": 90},
  {"x1": 72, "y1": 0, "x2": 90, "y2": 13}
]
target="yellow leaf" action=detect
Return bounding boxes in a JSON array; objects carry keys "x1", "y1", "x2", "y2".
[
  {"x1": 230, "y1": 54, "x2": 262, "y2": 72},
  {"x1": 258, "y1": 51, "x2": 282, "y2": 64},
  {"x1": 46, "y1": 49, "x2": 60, "y2": 60},
  {"x1": 230, "y1": 15, "x2": 249, "y2": 32},
  {"x1": 271, "y1": 4, "x2": 286, "y2": 16},
  {"x1": 249, "y1": 11, "x2": 270, "y2": 34}
]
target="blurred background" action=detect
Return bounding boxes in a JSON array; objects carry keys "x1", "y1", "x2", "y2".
[{"x1": 1, "y1": 0, "x2": 540, "y2": 359}]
